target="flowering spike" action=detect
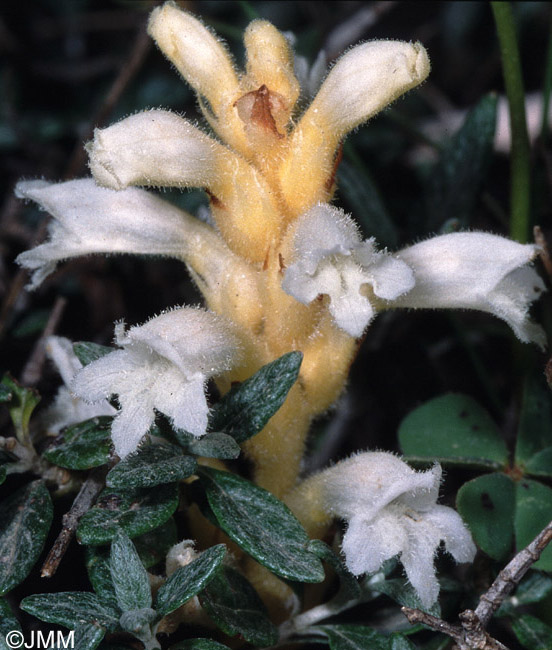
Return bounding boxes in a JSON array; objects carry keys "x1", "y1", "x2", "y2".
[{"x1": 72, "y1": 308, "x2": 242, "y2": 458}]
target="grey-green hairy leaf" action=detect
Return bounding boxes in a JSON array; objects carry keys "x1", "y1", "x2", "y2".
[
  {"x1": 199, "y1": 566, "x2": 278, "y2": 647},
  {"x1": 77, "y1": 484, "x2": 179, "y2": 545},
  {"x1": 20, "y1": 592, "x2": 120, "y2": 631},
  {"x1": 176, "y1": 431, "x2": 240, "y2": 459},
  {"x1": 110, "y1": 529, "x2": 151, "y2": 612},
  {"x1": 199, "y1": 467, "x2": 324, "y2": 583},
  {"x1": 307, "y1": 539, "x2": 361, "y2": 600},
  {"x1": 0, "y1": 480, "x2": 53, "y2": 595},
  {"x1": 73, "y1": 342, "x2": 113, "y2": 367},
  {"x1": 44, "y1": 417, "x2": 113, "y2": 470},
  {"x1": 106, "y1": 445, "x2": 197, "y2": 488},
  {"x1": 209, "y1": 352, "x2": 302, "y2": 443},
  {"x1": 119, "y1": 608, "x2": 156, "y2": 634},
  {"x1": 0, "y1": 597, "x2": 21, "y2": 650},
  {"x1": 155, "y1": 544, "x2": 226, "y2": 616},
  {"x1": 317, "y1": 625, "x2": 389, "y2": 650},
  {"x1": 72, "y1": 624, "x2": 106, "y2": 650}
]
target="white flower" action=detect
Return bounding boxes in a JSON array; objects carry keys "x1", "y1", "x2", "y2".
[
  {"x1": 281, "y1": 204, "x2": 415, "y2": 337},
  {"x1": 393, "y1": 231, "x2": 547, "y2": 348},
  {"x1": 43, "y1": 336, "x2": 116, "y2": 434},
  {"x1": 282, "y1": 204, "x2": 546, "y2": 346},
  {"x1": 320, "y1": 452, "x2": 476, "y2": 608},
  {"x1": 71, "y1": 307, "x2": 241, "y2": 458}
]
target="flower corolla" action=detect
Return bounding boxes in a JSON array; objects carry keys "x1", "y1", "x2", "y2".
[
  {"x1": 43, "y1": 336, "x2": 116, "y2": 434},
  {"x1": 281, "y1": 204, "x2": 415, "y2": 337},
  {"x1": 282, "y1": 204, "x2": 546, "y2": 345},
  {"x1": 320, "y1": 452, "x2": 476, "y2": 608},
  {"x1": 71, "y1": 307, "x2": 241, "y2": 458}
]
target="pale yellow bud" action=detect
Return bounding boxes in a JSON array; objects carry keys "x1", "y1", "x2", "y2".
[{"x1": 279, "y1": 40, "x2": 430, "y2": 216}]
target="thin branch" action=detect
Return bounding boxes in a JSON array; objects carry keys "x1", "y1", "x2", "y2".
[
  {"x1": 402, "y1": 519, "x2": 552, "y2": 650},
  {"x1": 41, "y1": 465, "x2": 107, "y2": 578}
]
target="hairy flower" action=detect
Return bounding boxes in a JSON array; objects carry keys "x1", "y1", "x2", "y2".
[
  {"x1": 282, "y1": 204, "x2": 546, "y2": 345},
  {"x1": 43, "y1": 336, "x2": 116, "y2": 434},
  {"x1": 72, "y1": 308, "x2": 241, "y2": 458},
  {"x1": 281, "y1": 204, "x2": 415, "y2": 337},
  {"x1": 312, "y1": 452, "x2": 476, "y2": 608}
]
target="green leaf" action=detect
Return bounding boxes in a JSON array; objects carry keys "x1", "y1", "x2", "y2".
[
  {"x1": 199, "y1": 467, "x2": 324, "y2": 583},
  {"x1": 1, "y1": 373, "x2": 40, "y2": 441},
  {"x1": 371, "y1": 577, "x2": 440, "y2": 616},
  {"x1": 516, "y1": 373, "x2": 552, "y2": 465},
  {"x1": 338, "y1": 156, "x2": 398, "y2": 248},
  {"x1": 0, "y1": 467, "x2": 6, "y2": 486},
  {"x1": 73, "y1": 342, "x2": 113, "y2": 367},
  {"x1": 425, "y1": 93, "x2": 497, "y2": 230},
  {"x1": 72, "y1": 624, "x2": 106, "y2": 650},
  {"x1": 106, "y1": 445, "x2": 197, "y2": 488},
  {"x1": 119, "y1": 608, "x2": 156, "y2": 634},
  {"x1": 0, "y1": 480, "x2": 53, "y2": 594},
  {"x1": 456, "y1": 472, "x2": 515, "y2": 561},
  {"x1": 526, "y1": 447, "x2": 552, "y2": 478},
  {"x1": 511, "y1": 614, "x2": 552, "y2": 650},
  {"x1": 209, "y1": 352, "x2": 302, "y2": 443},
  {"x1": 390, "y1": 635, "x2": 417, "y2": 650},
  {"x1": 0, "y1": 384, "x2": 12, "y2": 403},
  {"x1": 515, "y1": 479, "x2": 552, "y2": 571},
  {"x1": 169, "y1": 640, "x2": 230, "y2": 650},
  {"x1": 399, "y1": 393, "x2": 507, "y2": 467},
  {"x1": 44, "y1": 417, "x2": 113, "y2": 470},
  {"x1": 0, "y1": 597, "x2": 21, "y2": 650},
  {"x1": 77, "y1": 484, "x2": 179, "y2": 545},
  {"x1": 20, "y1": 592, "x2": 120, "y2": 631},
  {"x1": 133, "y1": 518, "x2": 178, "y2": 569},
  {"x1": 497, "y1": 571, "x2": 552, "y2": 616},
  {"x1": 110, "y1": 529, "x2": 151, "y2": 612},
  {"x1": 86, "y1": 548, "x2": 118, "y2": 606},
  {"x1": 199, "y1": 565, "x2": 278, "y2": 647},
  {"x1": 307, "y1": 539, "x2": 361, "y2": 600},
  {"x1": 155, "y1": 544, "x2": 226, "y2": 616},
  {"x1": 176, "y1": 431, "x2": 241, "y2": 459},
  {"x1": 317, "y1": 625, "x2": 389, "y2": 650}
]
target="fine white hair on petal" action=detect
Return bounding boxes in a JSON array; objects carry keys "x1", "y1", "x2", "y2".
[
  {"x1": 393, "y1": 231, "x2": 547, "y2": 348},
  {"x1": 42, "y1": 336, "x2": 116, "y2": 434},
  {"x1": 72, "y1": 307, "x2": 242, "y2": 458},
  {"x1": 313, "y1": 451, "x2": 476, "y2": 609},
  {"x1": 86, "y1": 110, "x2": 218, "y2": 190},
  {"x1": 15, "y1": 178, "x2": 207, "y2": 289},
  {"x1": 282, "y1": 204, "x2": 415, "y2": 338}
]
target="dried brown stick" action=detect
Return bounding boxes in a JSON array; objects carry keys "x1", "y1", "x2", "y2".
[
  {"x1": 20, "y1": 296, "x2": 67, "y2": 387},
  {"x1": 0, "y1": 19, "x2": 151, "y2": 340},
  {"x1": 41, "y1": 465, "x2": 107, "y2": 578},
  {"x1": 403, "y1": 519, "x2": 552, "y2": 650}
]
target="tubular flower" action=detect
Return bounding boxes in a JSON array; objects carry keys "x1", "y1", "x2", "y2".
[
  {"x1": 286, "y1": 452, "x2": 476, "y2": 609},
  {"x1": 71, "y1": 308, "x2": 242, "y2": 458},
  {"x1": 282, "y1": 204, "x2": 546, "y2": 346},
  {"x1": 43, "y1": 336, "x2": 116, "y2": 434}
]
